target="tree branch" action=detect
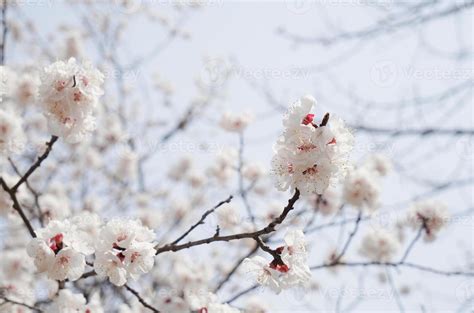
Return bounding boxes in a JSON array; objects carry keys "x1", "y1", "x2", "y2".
[
  {"x1": 155, "y1": 189, "x2": 300, "y2": 254},
  {"x1": 12, "y1": 135, "x2": 58, "y2": 192}
]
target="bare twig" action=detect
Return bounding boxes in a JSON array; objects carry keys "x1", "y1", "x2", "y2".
[
  {"x1": 400, "y1": 224, "x2": 425, "y2": 263},
  {"x1": 12, "y1": 136, "x2": 58, "y2": 192},
  {"x1": 331, "y1": 211, "x2": 362, "y2": 264},
  {"x1": 170, "y1": 195, "x2": 233, "y2": 245},
  {"x1": 225, "y1": 284, "x2": 259, "y2": 304},
  {"x1": 0, "y1": 296, "x2": 43, "y2": 312},
  {"x1": 0, "y1": 178, "x2": 37, "y2": 238},
  {"x1": 213, "y1": 244, "x2": 259, "y2": 293},
  {"x1": 0, "y1": 0, "x2": 7, "y2": 65},
  {"x1": 124, "y1": 284, "x2": 160, "y2": 313},
  {"x1": 311, "y1": 261, "x2": 474, "y2": 277},
  {"x1": 155, "y1": 189, "x2": 300, "y2": 254}
]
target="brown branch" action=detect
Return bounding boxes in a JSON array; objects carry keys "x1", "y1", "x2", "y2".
[
  {"x1": 155, "y1": 189, "x2": 300, "y2": 254},
  {"x1": 0, "y1": 296, "x2": 43, "y2": 312},
  {"x1": 331, "y1": 211, "x2": 362, "y2": 264},
  {"x1": 225, "y1": 284, "x2": 259, "y2": 304},
  {"x1": 352, "y1": 126, "x2": 474, "y2": 137},
  {"x1": 213, "y1": 244, "x2": 259, "y2": 293},
  {"x1": 0, "y1": 178, "x2": 36, "y2": 237},
  {"x1": 8, "y1": 158, "x2": 44, "y2": 226},
  {"x1": 0, "y1": 0, "x2": 7, "y2": 65},
  {"x1": 311, "y1": 261, "x2": 474, "y2": 277},
  {"x1": 170, "y1": 195, "x2": 233, "y2": 245},
  {"x1": 124, "y1": 284, "x2": 160, "y2": 313},
  {"x1": 12, "y1": 135, "x2": 58, "y2": 192}
]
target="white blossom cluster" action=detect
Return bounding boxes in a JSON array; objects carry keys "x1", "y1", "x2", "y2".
[
  {"x1": 49, "y1": 290, "x2": 103, "y2": 313},
  {"x1": 407, "y1": 200, "x2": 449, "y2": 241},
  {"x1": 359, "y1": 228, "x2": 400, "y2": 262},
  {"x1": 219, "y1": 111, "x2": 254, "y2": 133},
  {"x1": 26, "y1": 214, "x2": 157, "y2": 286},
  {"x1": 271, "y1": 95, "x2": 354, "y2": 196},
  {"x1": 343, "y1": 154, "x2": 392, "y2": 212},
  {"x1": 39, "y1": 58, "x2": 104, "y2": 143},
  {"x1": 94, "y1": 219, "x2": 157, "y2": 286},
  {"x1": 243, "y1": 229, "x2": 311, "y2": 294},
  {"x1": 0, "y1": 108, "x2": 26, "y2": 155},
  {"x1": 26, "y1": 214, "x2": 99, "y2": 281}
]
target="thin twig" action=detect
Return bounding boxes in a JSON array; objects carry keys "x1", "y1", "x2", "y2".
[
  {"x1": 332, "y1": 211, "x2": 362, "y2": 264},
  {"x1": 311, "y1": 261, "x2": 474, "y2": 277},
  {"x1": 0, "y1": 178, "x2": 37, "y2": 237},
  {"x1": 155, "y1": 189, "x2": 300, "y2": 254},
  {"x1": 12, "y1": 135, "x2": 58, "y2": 192},
  {"x1": 224, "y1": 284, "x2": 259, "y2": 304},
  {"x1": 0, "y1": 0, "x2": 7, "y2": 65},
  {"x1": 0, "y1": 296, "x2": 43, "y2": 312},
  {"x1": 171, "y1": 195, "x2": 233, "y2": 245},
  {"x1": 213, "y1": 244, "x2": 259, "y2": 293},
  {"x1": 124, "y1": 284, "x2": 160, "y2": 313},
  {"x1": 399, "y1": 224, "x2": 424, "y2": 263}
]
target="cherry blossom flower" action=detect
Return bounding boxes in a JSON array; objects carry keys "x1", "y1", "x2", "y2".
[
  {"x1": 407, "y1": 200, "x2": 449, "y2": 242},
  {"x1": 39, "y1": 193, "x2": 71, "y2": 223},
  {"x1": 343, "y1": 167, "x2": 381, "y2": 212},
  {"x1": 0, "y1": 109, "x2": 26, "y2": 155},
  {"x1": 49, "y1": 289, "x2": 104, "y2": 313},
  {"x1": 38, "y1": 58, "x2": 104, "y2": 143},
  {"x1": 359, "y1": 228, "x2": 400, "y2": 262},
  {"x1": 243, "y1": 229, "x2": 311, "y2": 294},
  {"x1": 27, "y1": 220, "x2": 92, "y2": 281},
  {"x1": 271, "y1": 95, "x2": 353, "y2": 196},
  {"x1": 219, "y1": 111, "x2": 254, "y2": 133},
  {"x1": 362, "y1": 154, "x2": 392, "y2": 177},
  {"x1": 307, "y1": 187, "x2": 341, "y2": 216},
  {"x1": 94, "y1": 218, "x2": 156, "y2": 286},
  {"x1": 187, "y1": 292, "x2": 241, "y2": 313}
]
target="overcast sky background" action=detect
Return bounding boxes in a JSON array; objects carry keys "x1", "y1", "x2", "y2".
[{"x1": 7, "y1": 1, "x2": 473, "y2": 312}]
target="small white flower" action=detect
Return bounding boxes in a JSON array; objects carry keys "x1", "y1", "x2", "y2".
[
  {"x1": 359, "y1": 228, "x2": 400, "y2": 262},
  {"x1": 362, "y1": 154, "x2": 392, "y2": 177},
  {"x1": 50, "y1": 289, "x2": 102, "y2": 313},
  {"x1": 123, "y1": 241, "x2": 156, "y2": 279},
  {"x1": 94, "y1": 251, "x2": 128, "y2": 286},
  {"x1": 243, "y1": 229, "x2": 311, "y2": 294},
  {"x1": 26, "y1": 219, "x2": 91, "y2": 281},
  {"x1": 343, "y1": 167, "x2": 381, "y2": 212},
  {"x1": 116, "y1": 148, "x2": 138, "y2": 181},
  {"x1": 39, "y1": 193, "x2": 71, "y2": 223},
  {"x1": 219, "y1": 111, "x2": 253, "y2": 133},
  {"x1": 243, "y1": 256, "x2": 283, "y2": 293},
  {"x1": 407, "y1": 200, "x2": 449, "y2": 242},
  {"x1": 0, "y1": 109, "x2": 26, "y2": 155}
]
